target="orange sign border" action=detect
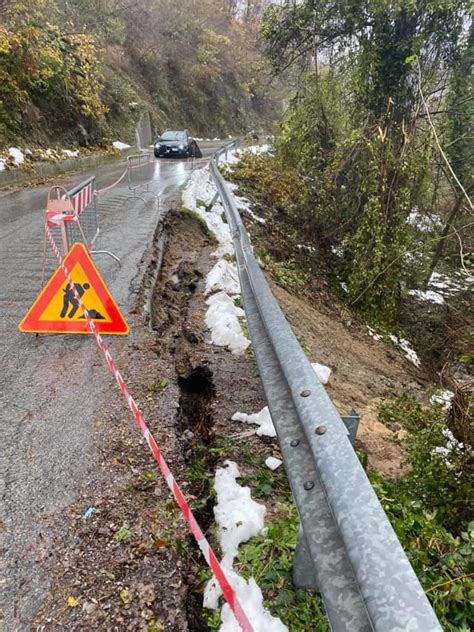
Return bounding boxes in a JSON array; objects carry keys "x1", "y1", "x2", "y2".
[{"x1": 19, "y1": 243, "x2": 129, "y2": 335}]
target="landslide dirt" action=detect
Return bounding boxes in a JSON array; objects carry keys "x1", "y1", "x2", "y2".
[
  {"x1": 269, "y1": 280, "x2": 420, "y2": 479},
  {"x1": 32, "y1": 205, "x2": 417, "y2": 631}
]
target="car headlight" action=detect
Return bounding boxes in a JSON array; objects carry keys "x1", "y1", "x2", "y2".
[
  {"x1": 155, "y1": 143, "x2": 161, "y2": 148},
  {"x1": 179, "y1": 144, "x2": 185, "y2": 150}
]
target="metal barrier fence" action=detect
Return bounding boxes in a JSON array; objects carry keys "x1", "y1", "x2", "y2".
[
  {"x1": 127, "y1": 153, "x2": 154, "y2": 193},
  {"x1": 65, "y1": 176, "x2": 98, "y2": 248},
  {"x1": 210, "y1": 142, "x2": 443, "y2": 632},
  {"x1": 59, "y1": 176, "x2": 120, "y2": 263}
]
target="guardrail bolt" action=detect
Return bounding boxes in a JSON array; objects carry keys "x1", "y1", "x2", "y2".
[
  {"x1": 315, "y1": 425, "x2": 327, "y2": 435},
  {"x1": 303, "y1": 481, "x2": 315, "y2": 491},
  {"x1": 300, "y1": 389, "x2": 311, "y2": 397},
  {"x1": 290, "y1": 439, "x2": 300, "y2": 447}
]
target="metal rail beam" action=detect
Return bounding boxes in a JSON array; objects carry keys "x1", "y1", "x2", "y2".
[{"x1": 209, "y1": 143, "x2": 442, "y2": 632}]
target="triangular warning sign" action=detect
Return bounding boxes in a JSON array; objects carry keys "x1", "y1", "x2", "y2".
[{"x1": 19, "y1": 243, "x2": 129, "y2": 335}]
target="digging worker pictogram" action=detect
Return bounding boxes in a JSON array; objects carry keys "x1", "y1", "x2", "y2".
[{"x1": 60, "y1": 282, "x2": 90, "y2": 319}]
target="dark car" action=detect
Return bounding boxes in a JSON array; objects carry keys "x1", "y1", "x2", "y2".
[{"x1": 154, "y1": 129, "x2": 201, "y2": 158}]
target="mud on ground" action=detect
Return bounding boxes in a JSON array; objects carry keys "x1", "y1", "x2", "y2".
[{"x1": 32, "y1": 205, "x2": 419, "y2": 630}]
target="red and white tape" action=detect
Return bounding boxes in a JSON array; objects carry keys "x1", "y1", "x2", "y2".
[{"x1": 44, "y1": 224, "x2": 254, "y2": 632}]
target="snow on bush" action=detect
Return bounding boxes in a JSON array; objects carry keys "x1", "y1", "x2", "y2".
[{"x1": 430, "y1": 389, "x2": 454, "y2": 410}]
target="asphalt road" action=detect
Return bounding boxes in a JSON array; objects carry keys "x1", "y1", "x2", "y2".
[{"x1": 0, "y1": 143, "x2": 221, "y2": 631}]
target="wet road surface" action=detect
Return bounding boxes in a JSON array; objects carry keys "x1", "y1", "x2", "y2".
[{"x1": 0, "y1": 145, "x2": 220, "y2": 630}]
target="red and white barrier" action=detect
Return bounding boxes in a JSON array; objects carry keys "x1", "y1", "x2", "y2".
[
  {"x1": 43, "y1": 222, "x2": 254, "y2": 632},
  {"x1": 71, "y1": 181, "x2": 94, "y2": 215}
]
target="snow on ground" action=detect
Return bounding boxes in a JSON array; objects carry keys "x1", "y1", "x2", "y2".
[
  {"x1": 232, "y1": 406, "x2": 276, "y2": 437},
  {"x1": 205, "y1": 260, "x2": 241, "y2": 297},
  {"x1": 8, "y1": 147, "x2": 25, "y2": 165},
  {"x1": 183, "y1": 165, "x2": 250, "y2": 354},
  {"x1": 204, "y1": 461, "x2": 287, "y2": 632},
  {"x1": 265, "y1": 456, "x2": 282, "y2": 471},
  {"x1": 112, "y1": 141, "x2": 131, "y2": 150},
  {"x1": 389, "y1": 335, "x2": 421, "y2": 368},
  {"x1": 0, "y1": 159, "x2": 5, "y2": 172},
  {"x1": 430, "y1": 389, "x2": 454, "y2": 410},
  {"x1": 429, "y1": 271, "x2": 474, "y2": 294},
  {"x1": 408, "y1": 289, "x2": 445, "y2": 304},
  {"x1": 205, "y1": 292, "x2": 250, "y2": 355},
  {"x1": 367, "y1": 326, "x2": 383, "y2": 342},
  {"x1": 61, "y1": 149, "x2": 80, "y2": 158},
  {"x1": 182, "y1": 166, "x2": 234, "y2": 258},
  {"x1": 311, "y1": 362, "x2": 331, "y2": 385}
]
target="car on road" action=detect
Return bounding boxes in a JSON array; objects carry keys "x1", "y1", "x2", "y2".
[{"x1": 154, "y1": 129, "x2": 201, "y2": 158}]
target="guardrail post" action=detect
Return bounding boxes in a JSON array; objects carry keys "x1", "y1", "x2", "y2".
[
  {"x1": 341, "y1": 409, "x2": 360, "y2": 446},
  {"x1": 206, "y1": 191, "x2": 220, "y2": 212},
  {"x1": 293, "y1": 526, "x2": 319, "y2": 590}
]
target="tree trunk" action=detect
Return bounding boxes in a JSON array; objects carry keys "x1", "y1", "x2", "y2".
[{"x1": 424, "y1": 192, "x2": 464, "y2": 287}]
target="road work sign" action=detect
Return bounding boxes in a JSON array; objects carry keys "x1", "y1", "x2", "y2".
[{"x1": 19, "y1": 243, "x2": 129, "y2": 335}]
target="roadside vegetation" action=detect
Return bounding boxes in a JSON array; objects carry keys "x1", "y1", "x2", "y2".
[
  {"x1": 0, "y1": 0, "x2": 279, "y2": 149},
  {"x1": 215, "y1": 3, "x2": 473, "y2": 627}
]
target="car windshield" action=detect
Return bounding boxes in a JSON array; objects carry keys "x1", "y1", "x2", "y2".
[{"x1": 161, "y1": 131, "x2": 186, "y2": 141}]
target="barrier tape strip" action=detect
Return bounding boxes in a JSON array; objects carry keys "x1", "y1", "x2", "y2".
[
  {"x1": 96, "y1": 166, "x2": 129, "y2": 196},
  {"x1": 44, "y1": 223, "x2": 254, "y2": 632}
]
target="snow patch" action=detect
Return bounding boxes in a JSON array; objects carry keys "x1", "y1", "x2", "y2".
[
  {"x1": 8, "y1": 147, "x2": 24, "y2": 165},
  {"x1": 247, "y1": 144, "x2": 270, "y2": 155},
  {"x1": 430, "y1": 389, "x2": 454, "y2": 410},
  {"x1": 203, "y1": 462, "x2": 287, "y2": 632},
  {"x1": 211, "y1": 461, "x2": 266, "y2": 564},
  {"x1": 429, "y1": 271, "x2": 474, "y2": 295},
  {"x1": 367, "y1": 326, "x2": 383, "y2": 342},
  {"x1": 183, "y1": 166, "x2": 234, "y2": 257},
  {"x1": 232, "y1": 406, "x2": 276, "y2": 437},
  {"x1": 297, "y1": 243, "x2": 316, "y2": 254},
  {"x1": 0, "y1": 159, "x2": 5, "y2": 172},
  {"x1": 61, "y1": 149, "x2": 80, "y2": 158},
  {"x1": 407, "y1": 209, "x2": 442, "y2": 232},
  {"x1": 206, "y1": 260, "x2": 240, "y2": 297},
  {"x1": 408, "y1": 289, "x2": 445, "y2": 305},
  {"x1": 389, "y1": 335, "x2": 421, "y2": 368},
  {"x1": 433, "y1": 429, "x2": 464, "y2": 459},
  {"x1": 112, "y1": 141, "x2": 131, "y2": 150},
  {"x1": 311, "y1": 362, "x2": 331, "y2": 385},
  {"x1": 205, "y1": 292, "x2": 250, "y2": 355},
  {"x1": 265, "y1": 456, "x2": 282, "y2": 471}
]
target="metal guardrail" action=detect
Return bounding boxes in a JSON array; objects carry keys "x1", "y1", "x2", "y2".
[{"x1": 210, "y1": 142, "x2": 442, "y2": 632}]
